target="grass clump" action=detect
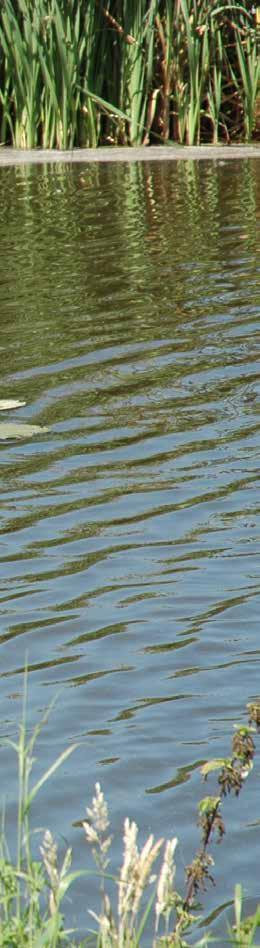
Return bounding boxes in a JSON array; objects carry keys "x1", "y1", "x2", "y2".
[
  {"x1": 1, "y1": 689, "x2": 260, "y2": 946},
  {"x1": 0, "y1": 683, "x2": 83, "y2": 947}
]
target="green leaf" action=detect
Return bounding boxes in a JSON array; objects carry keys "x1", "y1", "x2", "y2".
[
  {"x1": 200, "y1": 759, "x2": 226, "y2": 778},
  {"x1": 135, "y1": 887, "x2": 156, "y2": 944},
  {"x1": 33, "y1": 913, "x2": 64, "y2": 947},
  {"x1": 234, "y1": 882, "x2": 243, "y2": 931},
  {"x1": 58, "y1": 869, "x2": 92, "y2": 901},
  {"x1": 198, "y1": 795, "x2": 221, "y2": 814},
  {"x1": 26, "y1": 744, "x2": 78, "y2": 810},
  {"x1": 84, "y1": 88, "x2": 130, "y2": 124}
]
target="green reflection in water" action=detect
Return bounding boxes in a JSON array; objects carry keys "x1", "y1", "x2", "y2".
[{"x1": 0, "y1": 157, "x2": 259, "y2": 929}]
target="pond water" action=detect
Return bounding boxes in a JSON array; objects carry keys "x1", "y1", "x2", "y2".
[{"x1": 0, "y1": 157, "x2": 259, "y2": 938}]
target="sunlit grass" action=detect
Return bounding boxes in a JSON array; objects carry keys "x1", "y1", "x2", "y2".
[{"x1": 1, "y1": 681, "x2": 260, "y2": 945}]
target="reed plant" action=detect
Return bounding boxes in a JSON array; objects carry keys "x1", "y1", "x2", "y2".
[
  {"x1": 0, "y1": 0, "x2": 259, "y2": 148},
  {"x1": 38, "y1": 0, "x2": 87, "y2": 149},
  {"x1": 1, "y1": 683, "x2": 260, "y2": 946},
  {"x1": 83, "y1": 0, "x2": 161, "y2": 146},
  {"x1": 233, "y1": 28, "x2": 260, "y2": 141},
  {"x1": 206, "y1": 21, "x2": 224, "y2": 143},
  {"x1": 0, "y1": 0, "x2": 42, "y2": 147},
  {"x1": 118, "y1": 0, "x2": 158, "y2": 146}
]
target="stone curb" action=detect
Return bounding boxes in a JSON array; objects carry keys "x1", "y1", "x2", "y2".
[{"x1": 0, "y1": 144, "x2": 259, "y2": 165}]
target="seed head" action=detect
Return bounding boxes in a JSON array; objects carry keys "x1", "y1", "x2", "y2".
[{"x1": 155, "y1": 837, "x2": 178, "y2": 931}]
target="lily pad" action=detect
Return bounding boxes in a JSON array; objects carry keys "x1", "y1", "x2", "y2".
[
  {"x1": 0, "y1": 422, "x2": 48, "y2": 440},
  {"x1": 0, "y1": 400, "x2": 26, "y2": 411}
]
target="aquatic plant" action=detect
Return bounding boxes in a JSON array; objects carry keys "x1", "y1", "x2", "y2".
[
  {"x1": 0, "y1": 0, "x2": 258, "y2": 148},
  {"x1": 233, "y1": 26, "x2": 260, "y2": 142}
]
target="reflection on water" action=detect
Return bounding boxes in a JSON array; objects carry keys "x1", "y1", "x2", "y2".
[{"x1": 0, "y1": 157, "x2": 259, "y2": 926}]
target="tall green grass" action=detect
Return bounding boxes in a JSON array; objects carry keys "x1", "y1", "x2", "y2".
[{"x1": 0, "y1": 0, "x2": 259, "y2": 147}]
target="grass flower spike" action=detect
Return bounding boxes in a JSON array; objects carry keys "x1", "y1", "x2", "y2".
[
  {"x1": 155, "y1": 836, "x2": 178, "y2": 933},
  {"x1": 40, "y1": 829, "x2": 73, "y2": 917},
  {"x1": 118, "y1": 818, "x2": 163, "y2": 942},
  {"x1": 83, "y1": 782, "x2": 112, "y2": 873}
]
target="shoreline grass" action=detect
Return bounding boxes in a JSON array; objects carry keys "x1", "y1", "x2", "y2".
[
  {"x1": 1, "y1": 686, "x2": 260, "y2": 946},
  {"x1": 0, "y1": 1, "x2": 259, "y2": 150}
]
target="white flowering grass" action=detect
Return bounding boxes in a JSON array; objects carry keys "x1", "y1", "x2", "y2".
[
  {"x1": 82, "y1": 786, "x2": 164, "y2": 945},
  {"x1": 82, "y1": 793, "x2": 214, "y2": 946},
  {"x1": 118, "y1": 818, "x2": 163, "y2": 943},
  {"x1": 155, "y1": 837, "x2": 178, "y2": 935},
  {"x1": 82, "y1": 784, "x2": 180, "y2": 946},
  {"x1": 0, "y1": 683, "x2": 259, "y2": 947},
  {"x1": 83, "y1": 782, "x2": 112, "y2": 876}
]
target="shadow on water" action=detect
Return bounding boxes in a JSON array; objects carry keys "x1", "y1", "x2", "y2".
[{"x1": 0, "y1": 157, "x2": 259, "y2": 931}]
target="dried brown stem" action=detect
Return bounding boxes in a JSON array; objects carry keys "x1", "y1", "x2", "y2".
[{"x1": 99, "y1": 4, "x2": 136, "y2": 46}]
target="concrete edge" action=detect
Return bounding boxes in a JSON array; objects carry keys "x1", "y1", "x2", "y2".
[{"x1": 0, "y1": 144, "x2": 260, "y2": 165}]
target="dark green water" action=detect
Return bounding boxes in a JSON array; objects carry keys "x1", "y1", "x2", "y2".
[{"x1": 0, "y1": 158, "x2": 259, "y2": 935}]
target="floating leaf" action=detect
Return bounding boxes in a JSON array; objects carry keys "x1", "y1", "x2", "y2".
[
  {"x1": 0, "y1": 399, "x2": 26, "y2": 411},
  {"x1": 0, "y1": 422, "x2": 48, "y2": 440}
]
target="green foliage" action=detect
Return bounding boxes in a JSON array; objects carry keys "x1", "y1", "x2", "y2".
[
  {"x1": 0, "y1": 689, "x2": 260, "y2": 945},
  {"x1": 228, "y1": 884, "x2": 260, "y2": 946},
  {"x1": 0, "y1": 0, "x2": 259, "y2": 147},
  {"x1": 0, "y1": 681, "x2": 83, "y2": 947}
]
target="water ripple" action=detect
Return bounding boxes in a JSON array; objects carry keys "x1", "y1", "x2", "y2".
[{"x1": 0, "y1": 158, "x2": 259, "y2": 920}]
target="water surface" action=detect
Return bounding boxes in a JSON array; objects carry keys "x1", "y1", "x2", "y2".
[{"x1": 0, "y1": 157, "x2": 259, "y2": 933}]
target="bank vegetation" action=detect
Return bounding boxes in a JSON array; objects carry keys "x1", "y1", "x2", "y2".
[
  {"x1": 1, "y1": 689, "x2": 260, "y2": 946},
  {"x1": 0, "y1": 0, "x2": 259, "y2": 150}
]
